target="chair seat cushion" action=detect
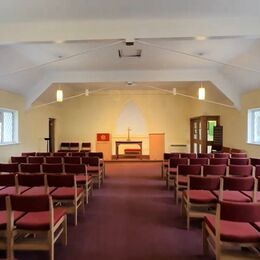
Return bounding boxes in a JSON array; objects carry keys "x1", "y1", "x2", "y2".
[
  {"x1": 212, "y1": 190, "x2": 251, "y2": 202},
  {"x1": 168, "y1": 168, "x2": 177, "y2": 174},
  {"x1": 87, "y1": 166, "x2": 100, "y2": 173},
  {"x1": 183, "y1": 190, "x2": 217, "y2": 204},
  {"x1": 15, "y1": 208, "x2": 65, "y2": 230},
  {"x1": 0, "y1": 186, "x2": 29, "y2": 195},
  {"x1": 51, "y1": 187, "x2": 83, "y2": 199},
  {"x1": 75, "y1": 175, "x2": 92, "y2": 184},
  {"x1": 205, "y1": 215, "x2": 260, "y2": 243},
  {"x1": 21, "y1": 186, "x2": 52, "y2": 196},
  {"x1": 178, "y1": 175, "x2": 188, "y2": 185},
  {"x1": 242, "y1": 191, "x2": 260, "y2": 201},
  {"x1": 0, "y1": 210, "x2": 24, "y2": 229}
]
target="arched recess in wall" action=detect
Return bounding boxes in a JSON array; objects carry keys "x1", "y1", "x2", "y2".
[{"x1": 115, "y1": 101, "x2": 147, "y2": 136}]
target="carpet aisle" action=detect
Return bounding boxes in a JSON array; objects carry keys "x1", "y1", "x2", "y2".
[{"x1": 18, "y1": 162, "x2": 212, "y2": 260}]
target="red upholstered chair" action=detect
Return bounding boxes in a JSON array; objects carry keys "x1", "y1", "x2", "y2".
[
  {"x1": 28, "y1": 156, "x2": 45, "y2": 164},
  {"x1": 0, "y1": 173, "x2": 28, "y2": 195},
  {"x1": 182, "y1": 175, "x2": 220, "y2": 230},
  {"x1": 20, "y1": 163, "x2": 41, "y2": 174},
  {"x1": 53, "y1": 152, "x2": 67, "y2": 157},
  {"x1": 81, "y1": 156, "x2": 89, "y2": 165},
  {"x1": 47, "y1": 174, "x2": 84, "y2": 226},
  {"x1": 250, "y1": 158, "x2": 260, "y2": 166},
  {"x1": 175, "y1": 164, "x2": 202, "y2": 204},
  {"x1": 87, "y1": 157, "x2": 103, "y2": 189},
  {"x1": 17, "y1": 173, "x2": 49, "y2": 195},
  {"x1": 203, "y1": 201, "x2": 260, "y2": 260},
  {"x1": 213, "y1": 176, "x2": 256, "y2": 203},
  {"x1": 210, "y1": 158, "x2": 229, "y2": 165},
  {"x1": 255, "y1": 165, "x2": 260, "y2": 178},
  {"x1": 197, "y1": 153, "x2": 213, "y2": 159},
  {"x1": 230, "y1": 153, "x2": 247, "y2": 158},
  {"x1": 214, "y1": 153, "x2": 230, "y2": 159},
  {"x1": 36, "y1": 152, "x2": 51, "y2": 157},
  {"x1": 169, "y1": 153, "x2": 181, "y2": 159},
  {"x1": 21, "y1": 152, "x2": 36, "y2": 157},
  {"x1": 203, "y1": 165, "x2": 227, "y2": 177},
  {"x1": 0, "y1": 194, "x2": 24, "y2": 257},
  {"x1": 69, "y1": 142, "x2": 79, "y2": 152},
  {"x1": 89, "y1": 152, "x2": 105, "y2": 180},
  {"x1": 80, "y1": 142, "x2": 91, "y2": 153},
  {"x1": 228, "y1": 165, "x2": 253, "y2": 177},
  {"x1": 167, "y1": 158, "x2": 188, "y2": 189},
  {"x1": 58, "y1": 142, "x2": 70, "y2": 152},
  {"x1": 161, "y1": 153, "x2": 173, "y2": 179},
  {"x1": 70, "y1": 152, "x2": 86, "y2": 157},
  {"x1": 10, "y1": 156, "x2": 27, "y2": 164},
  {"x1": 189, "y1": 158, "x2": 209, "y2": 166},
  {"x1": 180, "y1": 153, "x2": 197, "y2": 159},
  {"x1": 64, "y1": 164, "x2": 93, "y2": 204},
  {"x1": 45, "y1": 156, "x2": 63, "y2": 164},
  {"x1": 229, "y1": 158, "x2": 249, "y2": 165},
  {"x1": 0, "y1": 163, "x2": 19, "y2": 174},
  {"x1": 6, "y1": 194, "x2": 67, "y2": 260},
  {"x1": 63, "y1": 156, "x2": 81, "y2": 164},
  {"x1": 42, "y1": 164, "x2": 64, "y2": 174}
]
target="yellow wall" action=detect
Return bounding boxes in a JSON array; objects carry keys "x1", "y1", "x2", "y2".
[
  {"x1": 0, "y1": 90, "x2": 60, "y2": 162},
  {"x1": 0, "y1": 88, "x2": 259, "y2": 161},
  {"x1": 58, "y1": 90, "x2": 191, "y2": 154}
]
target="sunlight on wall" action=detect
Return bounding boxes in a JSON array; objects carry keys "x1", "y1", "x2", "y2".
[{"x1": 115, "y1": 101, "x2": 147, "y2": 136}]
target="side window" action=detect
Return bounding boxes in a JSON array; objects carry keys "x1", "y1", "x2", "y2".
[
  {"x1": 248, "y1": 108, "x2": 260, "y2": 144},
  {"x1": 0, "y1": 108, "x2": 18, "y2": 145}
]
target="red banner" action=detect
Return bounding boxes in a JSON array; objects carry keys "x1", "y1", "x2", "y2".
[{"x1": 97, "y1": 133, "x2": 110, "y2": 141}]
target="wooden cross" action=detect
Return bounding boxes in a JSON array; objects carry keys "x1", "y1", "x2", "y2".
[{"x1": 127, "y1": 127, "x2": 132, "y2": 141}]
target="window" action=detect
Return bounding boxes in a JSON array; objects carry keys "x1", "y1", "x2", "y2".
[
  {"x1": 248, "y1": 108, "x2": 260, "y2": 145},
  {"x1": 0, "y1": 108, "x2": 18, "y2": 145}
]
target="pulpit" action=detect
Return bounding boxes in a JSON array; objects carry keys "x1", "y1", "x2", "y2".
[
  {"x1": 96, "y1": 133, "x2": 112, "y2": 160},
  {"x1": 149, "y1": 133, "x2": 165, "y2": 160}
]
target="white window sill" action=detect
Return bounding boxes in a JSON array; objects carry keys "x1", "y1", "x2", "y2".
[
  {"x1": 0, "y1": 142, "x2": 20, "y2": 147},
  {"x1": 247, "y1": 142, "x2": 260, "y2": 146}
]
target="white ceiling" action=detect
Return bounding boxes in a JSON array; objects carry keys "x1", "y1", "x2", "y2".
[{"x1": 0, "y1": 0, "x2": 260, "y2": 109}]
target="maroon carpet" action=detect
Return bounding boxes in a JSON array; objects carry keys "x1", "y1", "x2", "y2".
[{"x1": 15, "y1": 162, "x2": 212, "y2": 260}]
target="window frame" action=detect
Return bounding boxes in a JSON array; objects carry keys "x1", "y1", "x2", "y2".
[
  {"x1": 0, "y1": 107, "x2": 19, "y2": 146},
  {"x1": 247, "y1": 108, "x2": 260, "y2": 145}
]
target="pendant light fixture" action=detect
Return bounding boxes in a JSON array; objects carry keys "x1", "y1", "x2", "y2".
[
  {"x1": 56, "y1": 89, "x2": 63, "y2": 102},
  {"x1": 198, "y1": 82, "x2": 205, "y2": 100}
]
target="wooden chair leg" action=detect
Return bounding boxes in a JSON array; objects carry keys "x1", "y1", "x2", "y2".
[
  {"x1": 62, "y1": 215, "x2": 67, "y2": 246},
  {"x1": 49, "y1": 231, "x2": 54, "y2": 260},
  {"x1": 202, "y1": 222, "x2": 209, "y2": 255}
]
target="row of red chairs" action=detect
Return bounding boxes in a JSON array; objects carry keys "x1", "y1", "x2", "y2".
[
  {"x1": 172, "y1": 165, "x2": 260, "y2": 203},
  {"x1": 21, "y1": 151, "x2": 101, "y2": 157},
  {"x1": 0, "y1": 170, "x2": 97, "y2": 259},
  {"x1": 164, "y1": 158, "x2": 260, "y2": 185},
  {"x1": 181, "y1": 174, "x2": 260, "y2": 229},
  {"x1": 163, "y1": 152, "x2": 248, "y2": 160},
  {"x1": 11, "y1": 155, "x2": 99, "y2": 165},
  {"x1": 0, "y1": 162, "x2": 103, "y2": 190},
  {"x1": 58, "y1": 142, "x2": 91, "y2": 152}
]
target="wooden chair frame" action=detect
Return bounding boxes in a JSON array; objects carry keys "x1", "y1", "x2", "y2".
[{"x1": 6, "y1": 195, "x2": 67, "y2": 260}]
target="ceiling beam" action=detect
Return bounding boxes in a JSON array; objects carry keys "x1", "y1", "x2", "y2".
[
  {"x1": 25, "y1": 69, "x2": 240, "y2": 109},
  {"x1": 1, "y1": 17, "x2": 260, "y2": 43}
]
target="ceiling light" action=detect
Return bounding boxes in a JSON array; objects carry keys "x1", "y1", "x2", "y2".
[
  {"x1": 195, "y1": 36, "x2": 207, "y2": 41},
  {"x1": 198, "y1": 82, "x2": 205, "y2": 100},
  {"x1": 56, "y1": 89, "x2": 63, "y2": 102},
  {"x1": 118, "y1": 49, "x2": 142, "y2": 58}
]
